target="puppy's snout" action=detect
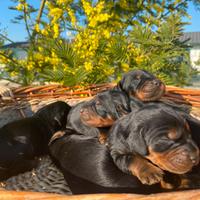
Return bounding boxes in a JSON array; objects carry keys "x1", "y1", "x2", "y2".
[
  {"x1": 80, "y1": 108, "x2": 93, "y2": 122},
  {"x1": 80, "y1": 109, "x2": 84, "y2": 113},
  {"x1": 80, "y1": 108, "x2": 88, "y2": 114},
  {"x1": 187, "y1": 141, "x2": 200, "y2": 165},
  {"x1": 189, "y1": 150, "x2": 200, "y2": 165},
  {"x1": 80, "y1": 109, "x2": 91, "y2": 122},
  {"x1": 190, "y1": 154, "x2": 198, "y2": 164},
  {"x1": 80, "y1": 108, "x2": 90, "y2": 118}
]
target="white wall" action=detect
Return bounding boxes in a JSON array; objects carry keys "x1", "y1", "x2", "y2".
[{"x1": 190, "y1": 46, "x2": 200, "y2": 70}]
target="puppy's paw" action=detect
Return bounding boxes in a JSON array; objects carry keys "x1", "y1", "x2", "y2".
[
  {"x1": 136, "y1": 163, "x2": 164, "y2": 185},
  {"x1": 129, "y1": 155, "x2": 164, "y2": 185},
  {"x1": 98, "y1": 132, "x2": 107, "y2": 145}
]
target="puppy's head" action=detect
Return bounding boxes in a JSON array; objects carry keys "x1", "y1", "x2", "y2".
[
  {"x1": 131, "y1": 105, "x2": 199, "y2": 174},
  {"x1": 36, "y1": 101, "x2": 71, "y2": 131},
  {"x1": 117, "y1": 70, "x2": 165, "y2": 101},
  {"x1": 80, "y1": 91, "x2": 131, "y2": 127}
]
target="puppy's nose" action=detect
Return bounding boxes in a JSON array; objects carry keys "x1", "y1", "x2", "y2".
[
  {"x1": 189, "y1": 150, "x2": 199, "y2": 165},
  {"x1": 80, "y1": 109, "x2": 87, "y2": 114},
  {"x1": 80, "y1": 108, "x2": 90, "y2": 117},
  {"x1": 190, "y1": 155, "x2": 198, "y2": 164},
  {"x1": 80, "y1": 109, "x2": 84, "y2": 113}
]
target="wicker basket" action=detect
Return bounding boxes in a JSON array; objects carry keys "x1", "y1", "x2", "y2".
[{"x1": 1, "y1": 84, "x2": 200, "y2": 200}]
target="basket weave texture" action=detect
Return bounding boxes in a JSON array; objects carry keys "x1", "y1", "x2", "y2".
[{"x1": 1, "y1": 84, "x2": 200, "y2": 126}]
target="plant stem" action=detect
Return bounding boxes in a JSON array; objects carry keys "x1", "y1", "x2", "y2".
[{"x1": 30, "y1": 0, "x2": 46, "y2": 42}]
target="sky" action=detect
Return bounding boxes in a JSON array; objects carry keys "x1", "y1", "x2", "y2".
[
  {"x1": 0, "y1": 1, "x2": 200, "y2": 43},
  {"x1": 0, "y1": 1, "x2": 40, "y2": 43}
]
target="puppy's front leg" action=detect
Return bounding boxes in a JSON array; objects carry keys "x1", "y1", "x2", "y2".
[
  {"x1": 98, "y1": 132, "x2": 107, "y2": 144},
  {"x1": 111, "y1": 151, "x2": 164, "y2": 185},
  {"x1": 129, "y1": 155, "x2": 164, "y2": 185},
  {"x1": 98, "y1": 128, "x2": 110, "y2": 145}
]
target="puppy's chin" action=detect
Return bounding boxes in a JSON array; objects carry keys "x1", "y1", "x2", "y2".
[
  {"x1": 134, "y1": 82, "x2": 165, "y2": 101},
  {"x1": 146, "y1": 146, "x2": 199, "y2": 174}
]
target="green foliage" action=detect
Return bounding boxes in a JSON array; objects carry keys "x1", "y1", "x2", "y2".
[
  {"x1": 0, "y1": 0, "x2": 200, "y2": 86},
  {"x1": 38, "y1": 38, "x2": 89, "y2": 86},
  {"x1": 41, "y1": 66, "x2": 89, "y2": 86},
  {"x1": 127, "y1": 14, "x2": 193, "y2": 86}
]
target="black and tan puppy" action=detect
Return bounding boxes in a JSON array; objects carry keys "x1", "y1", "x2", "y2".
[
  {"x1": 114, "y1": 69, "x2": 165, "y2": 102},
  {"x1": 67, "y1": 70, "x2": 165, "y2": 142},
  {"x1": 108, "y1": 104, "x2": 199, "y2": 186},
  {"x1": 0, "y1": 101, "x2": 71, "y2": 181},
  {"x1": 67, "y1": 90, "x2": 131, "y2": 143},
  {"x1": 49, "y1": 129, "x2": 162, "y2": 194}
]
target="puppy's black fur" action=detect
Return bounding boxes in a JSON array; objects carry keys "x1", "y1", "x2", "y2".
[
  {"x1": 108, "y1": 104, "x2": 199, "y2": 185},
  {"x1": 0, "y1": 101, "x2": 71, "y2": 181},
  {"x1": 184, "y1": 116, "x2": 200, "y2": 148},
  {"x1": 66, "y1": 90, "x2": 131, "y2": 140},
  {"x1": 49, "y1": 129, "x2": 163, "y2": 194}
]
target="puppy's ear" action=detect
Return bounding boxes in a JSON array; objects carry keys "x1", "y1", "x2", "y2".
[
  {"x1": 116, "y1": 78, "x2": 124, "y2": 91},
  {"x1": 116, "y1": 74, "x2": 133, "y2": 91},
  {"x1": 121, "y1": 76, "x2": 132, "y2": 92},
  {"x1": 128, "y1": 128, "x2": 148, "y2": 156}
]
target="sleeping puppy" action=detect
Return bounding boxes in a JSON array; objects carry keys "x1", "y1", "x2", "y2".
[
  {"x1": 114, "y1": 69, "x2": 165, "y2": 102},
  {"x1": 67, "y1": 70, "x2": 165, "y2": 142},
  {"x1": 49, "y1": 128, "x2": 163, "y2": 194},
  {"x1": 108, "y1": 104, "x2": 199, "y2": 186},
  {"x1": 0, "y1": 101, "x2": 71, "y2": 181},
  {"x1": 66, "y1": 90, "x2": 131, "y2": 143}
]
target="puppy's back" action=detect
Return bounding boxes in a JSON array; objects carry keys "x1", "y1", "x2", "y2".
[{"x1": 49, "y1": 131, "x2": 161, "y2": 194}]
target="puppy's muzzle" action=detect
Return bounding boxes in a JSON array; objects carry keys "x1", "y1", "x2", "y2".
[
  {"x1": 147, "y1": 142, "x2": 199, "y2": 174},
  {"x1": 80, "y1": 108, "x2": 90, "y2": 120}
]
